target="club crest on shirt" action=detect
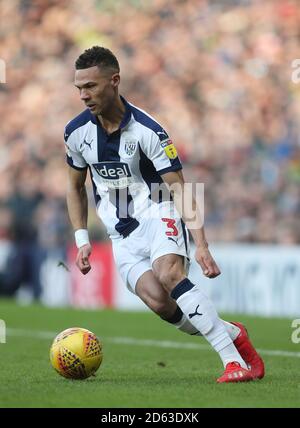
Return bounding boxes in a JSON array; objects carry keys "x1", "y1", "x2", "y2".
[{"x1": 124, "y1": 141, "x2": 137, "y2": 157}]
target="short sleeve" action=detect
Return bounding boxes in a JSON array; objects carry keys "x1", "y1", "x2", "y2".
[
  {"x1": 141, "y1": 128, "x2": 182, "y2": 175},
  {"x1": 64, "y1": 128, "x2": 88, "y2": 170}
]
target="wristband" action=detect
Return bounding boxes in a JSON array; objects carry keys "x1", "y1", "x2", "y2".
[{"x1": 75, "y1": 229, "x2": 90, "y2": 248}]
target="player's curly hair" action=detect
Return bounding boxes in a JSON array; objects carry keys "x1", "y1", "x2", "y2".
[{"x1": 75, "y1": 46, "x2": 120, "y2": 72}]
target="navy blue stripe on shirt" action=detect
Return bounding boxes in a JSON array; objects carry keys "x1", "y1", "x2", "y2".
[
  {"x1": 96, "y1": 117, "x2": 108, "y2": 163},
  {"x1": 114, "y1": 188, "x2": 139, "y2": 237},
  {"x1": 88, "y1": 166, "x2": 101, "y2": 207},
  {"x1": 158, "y1": 163, "x2": 182, "y2": 175},
  {"x1": 130, "y1": 104, "x2": 163, "y2": 134},
  {"x1": 181, "y1": 219, "x2": 188, "y2": 256},
  {"x1": 138, "y1": 145, "x2": 164, "y2": 203},
  {"x1": 99, "y1": 128, "x2": 139, "y2": 238},
  {"x1": 65, "y1": 109, "x2": 93, "y2": 140}
]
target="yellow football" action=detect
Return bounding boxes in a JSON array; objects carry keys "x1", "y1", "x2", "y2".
[{"x1": 50, "y1": 327, "x2": 103, "y2": 379}]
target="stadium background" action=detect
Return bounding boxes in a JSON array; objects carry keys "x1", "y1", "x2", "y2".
[{"x1": 0, "y1": 0, "x2": 300, "y2": 316}]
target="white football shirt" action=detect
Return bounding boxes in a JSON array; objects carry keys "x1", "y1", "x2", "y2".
[{"x1": 64, "y1": 96, "x2": 182, "y2": 239}]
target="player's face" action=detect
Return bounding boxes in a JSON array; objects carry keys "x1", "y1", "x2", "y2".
[{"x1": 74, "y1": 66, "x2": 119, "y2": 115}]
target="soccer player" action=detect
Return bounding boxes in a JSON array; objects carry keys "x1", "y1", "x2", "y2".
[{"x1": 65, "y1": 46, "x2": 264, "y2": 383}]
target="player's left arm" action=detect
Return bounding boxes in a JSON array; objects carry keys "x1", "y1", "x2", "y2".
[{"x1": 161, "y1": 170, "x2": 221, "y2": 279}]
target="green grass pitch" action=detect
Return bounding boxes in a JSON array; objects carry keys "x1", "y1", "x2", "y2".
[{"x1": 0, "y1": 299, "x2": 299, "y2": 408}]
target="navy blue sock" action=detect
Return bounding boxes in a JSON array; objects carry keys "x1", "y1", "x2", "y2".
[
  {"x1": 170, "y1": 278, "x2": 195, "y2": 301},
  {"x1": 161, "y1": 305, "x2": 183, "y2": 324}
]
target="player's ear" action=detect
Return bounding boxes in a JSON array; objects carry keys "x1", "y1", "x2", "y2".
[{"x1": 110, "y1": 73, "x2": 120, "y2": 88}]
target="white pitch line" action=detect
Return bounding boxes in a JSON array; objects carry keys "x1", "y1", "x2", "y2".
[
  {"x1": 106, "y1": 337, "x2": 300, "y2": 358},
  {"x1": 6, "y1": 328, "x2": 300, "y2": 359},
  {"x1": 109, "y1": 336, "x2": 210, "y2": 350},
  {"x1": 7, "y1": 328, "x2": 55, "y2": 340}
]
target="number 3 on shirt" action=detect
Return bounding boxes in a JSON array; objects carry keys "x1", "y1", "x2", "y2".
[{"x1": 161, "y1": 218, "x2": 178, "y2": 237}]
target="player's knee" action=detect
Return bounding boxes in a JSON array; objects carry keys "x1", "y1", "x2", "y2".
[{"x1": 153, "y1": 261, "x2": 185, "y2": 292}]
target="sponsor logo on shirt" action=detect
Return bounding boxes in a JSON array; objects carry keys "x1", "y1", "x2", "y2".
[
  {"x1": 161, "y1": 139, "x2": 178, "y2": 159},
  {"x1": 93, "y1": 162, "x2": 133, "y2": 189}
]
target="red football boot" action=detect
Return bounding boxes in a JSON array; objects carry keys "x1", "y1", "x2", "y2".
[
  {"x1": 231, "y1": 321, "x2": 265, "y2": 380},
  {"x1": 217, "y1": 362, "x2": 254, "y2": 383}
]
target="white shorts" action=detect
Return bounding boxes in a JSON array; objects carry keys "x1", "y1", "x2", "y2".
[{"x1": 111, "y1": 203, "x2": 190, "y2": 294}]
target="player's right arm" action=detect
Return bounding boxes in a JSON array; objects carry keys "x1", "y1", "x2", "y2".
[{"x1": 66, "y1": 166, "x2": 92, "y2": 275}]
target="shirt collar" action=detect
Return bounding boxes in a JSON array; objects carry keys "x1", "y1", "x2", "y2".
[
  {"x1": 89, "y1": 95, "x2": 132, "y2": 130},
  {"x1": 119, "y1": 95, "x2": 132, "y2": 129}
]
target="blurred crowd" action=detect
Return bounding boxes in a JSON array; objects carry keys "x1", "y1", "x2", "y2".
[{"x1": 0, "y1": 0, "x2": 300, "y2": 295}]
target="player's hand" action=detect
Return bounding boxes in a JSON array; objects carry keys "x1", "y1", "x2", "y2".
[
  {"x1": 195, "y1": 246, "x2": 221, "y2": 279},
  {"x1": 76, "y1": 243, "x2": 92, "y2": 275}
]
